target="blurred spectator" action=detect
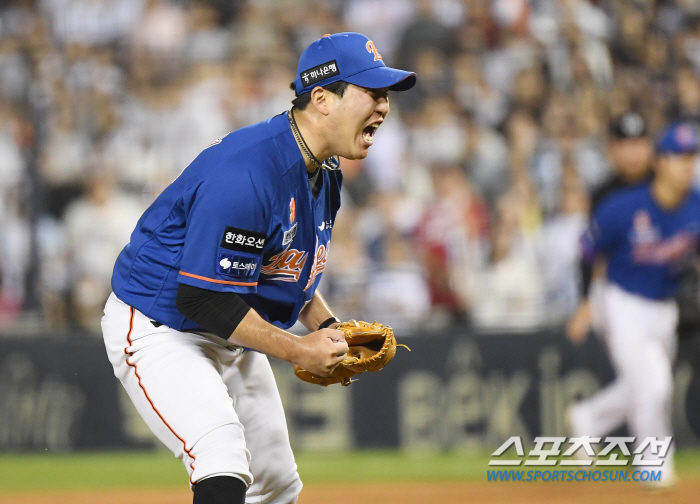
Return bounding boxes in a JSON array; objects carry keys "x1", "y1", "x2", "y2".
[
  {"x1": 462, "y1": 111, "x2": 509, "y2": 204},
  {"x1": 0, "y1": 192, "x2": 30, "y2": 327},
  {"x1": 40, "y1": 0, "x2": 144, "y2": 47},
  {"x1": 62, "y1": 176, "x2": 145, "y2": 330},
  {"x1": 408, "y1": 95, "x2": 466, "y2": 165},
  {"x1": 671, "y1": 64, "x2": 700, "y2": 123},
  {"x1": 0, "y1": 37, "x2": 31, "y2": 105},
  {"x1": 536, "y1": 159, "x2": 589, "y2": 323},
  {"x1": 319, "y1": 207, "x2": 369, "y2": 322},
  {"x1": 530, "y1": 91, "x2": 609, "y2": 215},
  {"x1": 471, "y1": 179, "x2": 546, "y2": 331},
  {"x1": 0, "y1": 107, "x2": 28, "y2": 327},
  {"x1": 395, "y1": 0, "x2": 455, "y2": 71},
  {"x1": 342, "y1": 0, "x2": 415, "y2": 63},
  {"x1": 414, "y1": 163, "x2": 489, "y2": 324},
  {"x1": 364, "y1": 228, "x2": 431, "y2": 332},
  {"x1": 185, "y1": 4, "x2": 231, "y2": 62}
]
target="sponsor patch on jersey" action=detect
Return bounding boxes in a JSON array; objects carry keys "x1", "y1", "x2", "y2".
[
  {"x1": 300, "y1": 60, "x2": 339, "y2": 87},
  {"x1": 283, "y1": 222, "x2": 298, "y2": 246},
  {"x1": 217, "y1": 252, "x2": 258, "y2": 278},
  {"x1": 220, "y1": 226, "x2": 266, "y2": 254}
]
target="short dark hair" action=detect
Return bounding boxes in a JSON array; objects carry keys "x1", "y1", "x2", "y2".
[{"x1": 289, "y1": 81, "x2": 350, "y2": 110}]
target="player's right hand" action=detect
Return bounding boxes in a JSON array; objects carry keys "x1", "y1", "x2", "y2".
[
  {"x1": 294, "y1": 328, "x2": 349, "y2": 377},
  {"x1": 566, "y1": 300, "x2": 592, "y2": 345}
]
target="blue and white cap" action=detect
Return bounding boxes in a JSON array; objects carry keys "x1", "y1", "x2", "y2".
[
  {"x1": 656, "y1": 122, "x2": 700, "y2": 155},
  {"x1": 293, "y1": 32, "x2": 416, "y2": 96}
]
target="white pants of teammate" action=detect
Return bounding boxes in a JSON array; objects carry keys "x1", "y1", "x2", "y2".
[
  {"x1": 102, "y1": 293, "x2": 302, "y2": 503},
  {"x1": 569, "y1": 282, "x2": 678, "y2": 479}
]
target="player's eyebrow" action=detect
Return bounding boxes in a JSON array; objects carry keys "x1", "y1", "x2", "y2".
[{"x1": 362, "y1": 86, "x2": 389, "y2": 100}]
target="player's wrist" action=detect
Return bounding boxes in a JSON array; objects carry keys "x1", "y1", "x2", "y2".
[{"x1": 318, "y1": 316, "x2": 340, "y2": 330}]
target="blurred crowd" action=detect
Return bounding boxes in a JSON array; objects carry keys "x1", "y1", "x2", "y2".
[{"x1": 2, "y1": 0, "x2": 700, "y2": 334}]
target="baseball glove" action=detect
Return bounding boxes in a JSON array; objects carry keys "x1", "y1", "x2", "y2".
[{"x1": 295, "y1": 320, "x2": 410, "y2": 386}]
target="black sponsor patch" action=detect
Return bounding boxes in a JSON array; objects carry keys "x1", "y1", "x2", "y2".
[
  {"x1": 300, "y1": 60, "x2": 339, "y2": 87},
  {"x1": 220, "y1": 226, "x2": 266, "y2": 253}
]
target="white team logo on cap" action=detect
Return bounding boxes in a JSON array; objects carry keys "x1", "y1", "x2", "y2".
[{"x1": 621, "y1": 113, "x2": 644, "y2": 137}]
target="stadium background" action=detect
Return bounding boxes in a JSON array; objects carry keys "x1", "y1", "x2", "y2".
[{"x1": 2, "y1": 0, "x2": 700, "y2": 502}]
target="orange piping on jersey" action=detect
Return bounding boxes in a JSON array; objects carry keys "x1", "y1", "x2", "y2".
[
  {"x1": 179, "y1": 271, "x2": 257, "y2": 286},
  {"x1": 123, "y1": 307, "x2": 197, "y2": 485}
]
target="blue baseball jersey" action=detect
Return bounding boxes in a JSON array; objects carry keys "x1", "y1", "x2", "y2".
[
  {"x1": 582, "y1": 183, "x2": 700, "y2": 299},
  {"x1": 111, "y1": 112, "x2": 342, "y2": 330}
]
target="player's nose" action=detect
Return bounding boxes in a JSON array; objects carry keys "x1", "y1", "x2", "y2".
[{"x1": 376, "y1": 96, "x2": 389, "y2": 116}]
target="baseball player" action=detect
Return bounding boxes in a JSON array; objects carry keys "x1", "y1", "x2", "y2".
[
  {"x1": 567, "y1": 111, "x2": 654, "y2": 342},
  {"x1": 101, "y1": 33, "x2": 415, "y2": 504},
  {"x1": 568, "y1": 122, "x2": 700, "y2": 486}
]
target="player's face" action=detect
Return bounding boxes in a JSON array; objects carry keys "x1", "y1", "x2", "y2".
[
  {"x1": 656, "y1": 153, "x2": 696, "y2": 192},
  {"x1": 610, "y1": 137, "x2": 653, "y2": 180},
  {"x1": 327, "y1": 84, "x2": 390, "y2": 159}
]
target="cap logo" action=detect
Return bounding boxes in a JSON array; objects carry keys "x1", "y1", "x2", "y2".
[
  {"x1": 300, "y1": 60, "x2": 339, "y2": 87},
  {"x1": 366, "y1": 40, "x2": 382, "y2": 61},
  {"x1": 675, "y1": 124, "x2": 696, "y2": 148}
]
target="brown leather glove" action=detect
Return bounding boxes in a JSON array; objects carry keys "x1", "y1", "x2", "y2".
[{"x1": 294, "y1": 320, "x2": 409, "y2": 386}]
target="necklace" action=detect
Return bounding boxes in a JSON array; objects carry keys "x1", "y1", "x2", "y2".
[{"x1": 288, "y1": 108, "x2": 323, "y2": 169}]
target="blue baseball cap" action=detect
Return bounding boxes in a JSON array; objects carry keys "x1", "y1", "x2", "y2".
[
  {"x1": 293, "y1": 32, "x2": 416, "y2": 96},
  {"x1": 656, "y1": 122, "x2": 700, "y2": 155}
]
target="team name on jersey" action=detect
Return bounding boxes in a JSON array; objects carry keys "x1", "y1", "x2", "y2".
[
  {"x1": 304, "y1": 240, "x2": 329, "y2": 290},
  {"x1": 629, "y1": 211, "x2": 699, "y2": 265},
  {"x1": 632, "y1": 231, "x2": 698, "y2": 265},
  {"x1": 261, "y1": 247, "x2": 308, "y2": 282}
]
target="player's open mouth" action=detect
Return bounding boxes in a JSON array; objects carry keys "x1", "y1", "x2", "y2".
[{"x1": 362, "y1": 123, "x2": 380, "y2": 144}]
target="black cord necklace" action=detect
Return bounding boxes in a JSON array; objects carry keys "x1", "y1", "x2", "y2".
[{"x1": 288, "y1": 108, "x2": 323, "y2": 169}]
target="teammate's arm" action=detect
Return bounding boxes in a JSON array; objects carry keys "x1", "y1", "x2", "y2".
[
  {"x1": 567, "y1": 258, "x2": 606, "y2": 344},
  {"x1": 298, "y1": 291, "x2": 338, "y2": 331},
  {"x1": 567, "y1": 202, "x2": 618, "y2": 344}
]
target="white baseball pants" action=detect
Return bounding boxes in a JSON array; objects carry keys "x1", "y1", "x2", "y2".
[
  {"x1": 102, "y1": 293, "x2": 302, "y2": 503},
  {"x1": 569, "y1": 282, "x2": 677, "y2": 478}
]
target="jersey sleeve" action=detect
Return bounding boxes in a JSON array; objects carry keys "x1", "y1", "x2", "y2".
[
  {"x1": 178, "y1": 169, "x2": 275, "y2": 294},
  {"x1": 580, "y1": 198, "x2": 620, "y2": 262}
]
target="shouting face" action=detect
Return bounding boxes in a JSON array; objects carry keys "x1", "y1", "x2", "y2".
[{"x1": 325, "y1": 84, "x2": 390, "y2": 160}]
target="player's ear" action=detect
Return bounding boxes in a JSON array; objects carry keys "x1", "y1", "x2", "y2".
[{"x1": 309, "y1": 86, "x2": 331, "y2": 116}]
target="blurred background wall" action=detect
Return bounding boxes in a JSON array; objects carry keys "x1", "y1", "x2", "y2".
[{"x1": 2, "y1": 0, "x2": 700, "y2": 452}]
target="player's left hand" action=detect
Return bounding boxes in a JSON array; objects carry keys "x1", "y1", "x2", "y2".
[{"x1": 567, "y1": 300, "x2": 592, "y2": 345}]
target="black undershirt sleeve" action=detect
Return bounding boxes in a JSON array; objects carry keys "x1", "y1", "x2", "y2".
[
  {"x1": 176, "y1": 283, "x2": 252, "y2": 339},
  {"x1": 580, "y1": 259, "x2": 594, "y2": 298},
  {"x1": 578, "y1": 177, "x2": 618, "y2": 299}
]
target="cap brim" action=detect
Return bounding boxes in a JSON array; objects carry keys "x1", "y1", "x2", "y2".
[
  {"x1": 344, "y1": 66, "x2": 417, "y2": 92},
  {"x1": 656, "y1": 147, "x2": 699, "y2": 155}
]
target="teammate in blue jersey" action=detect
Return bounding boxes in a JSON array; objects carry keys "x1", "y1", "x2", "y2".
[
  {"x1": 101, "y1": 33, "x2": 415, "y2": 504},
  {"x1": 568, "y1": 122, "x2": 700, "y2": 487}
]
